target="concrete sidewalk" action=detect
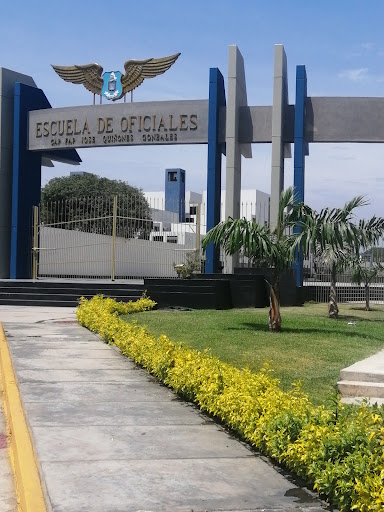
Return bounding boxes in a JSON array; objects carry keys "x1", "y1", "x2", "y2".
[{"x1": 0, "y1": 306, "x2": 329, "y2": 512}]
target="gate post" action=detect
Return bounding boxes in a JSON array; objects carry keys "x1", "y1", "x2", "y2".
[
  {"x1": 10, "y1": 83, "x2": 43, "y2": 279},
  {"x1": 293, "y1": 65, "x2": 307, "y2": 287},
  {"x1": 111, "y1": 195, "x2": 118, "y2": 281},
  {"x1": 10, "y1": 81, "x2": 80, "y2": 279},
  {"x1": 224, "y1": 46, "x2": 252, "y2": 273},
  {"x1": 205, "y1": 68, "x2": 226, "y2": 273},
  {"x1": 270, "y1": 45, "x2": 290, "y2": 230},
  {"x1": 32, "y1": 205, "x2": 39, "y2": 280}
]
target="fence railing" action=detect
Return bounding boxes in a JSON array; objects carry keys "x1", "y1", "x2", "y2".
[
  {"x1": 34, "y1": 196, "x2": 206, "y2": 280},
  {"x1": 303, "y1": 266, "x2": 384, "y2": 305},
  {"x1": 32, "y1": 195, "x2": 384, "y2": 306}
]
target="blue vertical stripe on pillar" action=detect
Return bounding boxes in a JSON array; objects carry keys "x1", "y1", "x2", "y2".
[
  {"x1": 11, "y1": 83, "x2": 43, "y2": 279},
  {"x1": 10, "y1": 83, "x2": 80, "y2": 279},
  {"x1": 205, "y1": 68, "x2": 226, "y2": 273},
  {"x1": 293, "y1": 65, "x2": 307, "y2": 287}
]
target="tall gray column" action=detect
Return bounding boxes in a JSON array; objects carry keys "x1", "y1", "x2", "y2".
[
  {"x1": 0, "y1": 68, "x2": 36, "y2": 277},
  {"x1": 225, "y1": 46, "x2": 252, "y2": 273},
  {"x1": 270, "y1": 45, "x2": 290, "y2": 229}
]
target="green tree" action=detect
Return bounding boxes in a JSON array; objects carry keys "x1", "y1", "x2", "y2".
[
  {"x1": 202, "y1": 190, "x2": 384, "y2": 326},
  {"x1": 41, "y1": 173, "x2": 152, "y2": 238},
  {"x1": 202, "y1": 188, "x2": 303, "y2": 331},
  {"x1": 298, "y1": 197, "x2": 384, "y2": 318},
  {"x1": 350, "y1": 258, "x2": 384, "y2": 311}
]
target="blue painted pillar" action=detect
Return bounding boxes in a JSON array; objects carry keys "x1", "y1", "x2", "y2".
[
  {"x1": 11, "y1": 83, "x2": 44, "y2": 279},
  {"x1": 11, "y1": 83, "x2": 80, "y2": 279},
  {"x1": 293, "y1": 65, "x2": 307, "y2": 287},
  {"x1": 205, "y1": 68, "x2": 226, "y2": 273}
]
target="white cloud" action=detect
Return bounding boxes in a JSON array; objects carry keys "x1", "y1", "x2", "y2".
[
  {"x1": 350, "y1": 43, "x2": 376, "y2": 57},
  {"x1": 338, "y1": 68, "x2": 369, "y2": 82},
  {"x1": 361, "y1": 42, "x2": 375, "y2": 51}
]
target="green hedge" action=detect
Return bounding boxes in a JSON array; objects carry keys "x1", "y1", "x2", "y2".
[{"x1": 77, "y1": 295, "x2": 384, "y2": 511}]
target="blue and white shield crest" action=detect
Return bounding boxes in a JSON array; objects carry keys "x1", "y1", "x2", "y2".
[{"x1": 102, "y1": 71, "x2": 123, "y2": 101}]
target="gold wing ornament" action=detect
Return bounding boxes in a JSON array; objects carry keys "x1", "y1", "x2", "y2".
[
  {"x1": 121, "y1": 53, "x2": 181, "y2": 94},
  {"x1": 51, "y1": 63, "x2": 104, "y2": 95}
]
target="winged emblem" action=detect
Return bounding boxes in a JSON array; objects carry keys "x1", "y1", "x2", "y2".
[{"x1": 52, "y1": 53, "x2": 180, "y2": 101}]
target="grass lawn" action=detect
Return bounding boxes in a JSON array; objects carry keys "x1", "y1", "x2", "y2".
[{"x1": 123, "y1": 303, "x2": 384, "y2": 406}]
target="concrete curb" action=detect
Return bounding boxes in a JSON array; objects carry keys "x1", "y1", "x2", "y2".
[{"x1": 0, "y1": 322, "x2": 47, "y2": 512}]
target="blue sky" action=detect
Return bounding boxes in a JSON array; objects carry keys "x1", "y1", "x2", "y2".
[{"x1": 3, "y1": 0, "x2": 384, "y2": 218}]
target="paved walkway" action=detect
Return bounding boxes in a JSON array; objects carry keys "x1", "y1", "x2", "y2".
[{"x1": 0, "y1": 306, "x2": 329, "y2": 512}]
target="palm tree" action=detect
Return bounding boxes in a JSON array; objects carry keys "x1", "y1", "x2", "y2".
[
  {"x1": 202, "y1": 188, "x2": 303, "y2": 331},
  {"x1": 298, "y1": 197, "x2": 384, "y2": 318},
  {"x1": 203, "y1": 191, "x2": 384, "y2": 325},
  {"x1": 350, "y1": 258, "x2": 384, "y2": 311}
]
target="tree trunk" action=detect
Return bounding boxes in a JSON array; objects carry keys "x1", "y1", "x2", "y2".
[
  {"x1": 273, "y1": 272, "x2": 280, "y2": 302},
  {"x1": 328, "y1": 263, "x2": 339, "y2": 319},
  {"x1": 266, "y1": 280, "x2": 281, "y2": 332},
  {"x1": 365, "y1": 284, "x2": 370, "y2": 311}
]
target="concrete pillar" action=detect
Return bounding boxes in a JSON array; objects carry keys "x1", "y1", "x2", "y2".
[
  {"x1": 11, "y1": 82, "x2": 80, "y2": 279},
  {"x1": 293, "y1": 65, "x2": 308, "y2": 287},
  {"x1": 205, "y1": 68, "x2": 226, "y2": 274},
  {"x1": 225, "y1": 46, "x2": 252, "y2": 272},
  {"x1": 270, "y1": 45, "x2": 290, "y2": 229},
  {"x1": 0, "y1": 68, "x2": 36, "y2": 278}
]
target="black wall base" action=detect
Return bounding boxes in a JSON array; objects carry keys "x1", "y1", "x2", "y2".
[
  {"x1": 145, "y1": 270, "x2": 302, "y2": 310},
  {"x1": 234, "y1": 268, "x2": 301, "y2": 307},
  {"x1": 144, "y1": 278, "x2": 232, "y2": 309}
]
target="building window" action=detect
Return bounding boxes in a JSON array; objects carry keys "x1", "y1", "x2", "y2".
[
  {"x1": 153, "y1": 235, "x2": 164, "y2": 242},
  {"x1": 189, "y1": 206, "x2": 197, "y2": 215},
  {"x1": 167, "y1": 236, "x2": 178, "y2": 244},
  {"x1": 168, "y1": 171, "x2": 177, "y2": 182}
]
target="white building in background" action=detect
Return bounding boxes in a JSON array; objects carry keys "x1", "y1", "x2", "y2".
[
  {"x1": 145, "y1": 189, "x2": 270, "y2": 228},
  {"x1": 144, "y1": 190, "x2": 203, "y2": 247},
  {"x1": 144, "y1": 191, "x2": 203, "y2": 221},
  {"x1": 201, "y1": 189, "x2": 270, "y2": 227},
  {"x1": 144, "y1": 184, "x2": 270, "y2": 247}
]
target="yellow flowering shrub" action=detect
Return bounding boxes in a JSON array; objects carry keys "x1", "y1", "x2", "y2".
[{"x1": 77, "y1": 295, "x2": 384, "y2": 512}]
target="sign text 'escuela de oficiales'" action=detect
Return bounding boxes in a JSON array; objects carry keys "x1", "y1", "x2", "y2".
[{"x1": 28, "y1": 100, "x2": 209, "y2": 151}]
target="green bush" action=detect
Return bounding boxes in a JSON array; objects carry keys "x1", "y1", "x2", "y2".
[{"x1": 77, "y1": 295, "x2": 384, "y2": 512}]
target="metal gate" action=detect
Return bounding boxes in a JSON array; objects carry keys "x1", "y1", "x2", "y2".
[{"x1": 32, "y1": 196, "x2": 205, "y2": 280}]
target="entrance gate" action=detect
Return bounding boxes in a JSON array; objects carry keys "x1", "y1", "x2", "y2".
[
  {"x1": 32, "y1": 195, "x2": 206, "y2": 280},
  {"x1": 3, "y1": 44, "x2": 384, "y2": 283}
]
